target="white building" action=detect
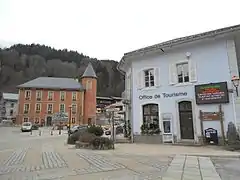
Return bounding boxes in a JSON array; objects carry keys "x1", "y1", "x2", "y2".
[
  {"x1": 0, "y1": 93, "x2": 19, "y2": 122},
  {"x1": 117, "y1": 24, "x2": 240, "y2": 144}
]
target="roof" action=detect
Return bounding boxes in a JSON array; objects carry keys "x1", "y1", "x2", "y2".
[
  {"x1": 3, "y1": 93, "x2": 19, "y2": 101},
  {"x1": 118, "y1": 24, "x2": 240, "y2": 72},
  {"x1": 81, "y1": 63, "x2": 97, "y2": 79},
  {"x1": 17, "y1": 77, "x2": 84, "y2": 90}
]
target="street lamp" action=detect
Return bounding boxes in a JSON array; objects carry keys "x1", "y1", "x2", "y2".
[
  {"x1": 231, "y1": 76, "x2": 240, "y2": 97},
  {"x1": 68, "y1": 105, "x2": 72, "y2": 137}
]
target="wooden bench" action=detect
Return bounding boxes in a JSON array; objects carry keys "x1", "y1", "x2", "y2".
[{"x1": 75, "y1": 141, "x2": 90, "y2": 149}]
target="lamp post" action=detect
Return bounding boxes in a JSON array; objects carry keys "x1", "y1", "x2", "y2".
[
  {"x1": 231, "y1": 76, "x2": 240, "y2": 97},
  {"x1": 68, "y1": 105, "x2": 72, "y2": 137}
]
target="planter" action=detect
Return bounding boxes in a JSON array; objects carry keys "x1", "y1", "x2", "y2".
[{"x1": 133, "y1": 134, "x2": 163, "y2": 144}]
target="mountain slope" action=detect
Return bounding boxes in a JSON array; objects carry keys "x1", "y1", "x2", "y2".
[{"x1": 0, "y1": 44, "x2": 124, "y2": 96}]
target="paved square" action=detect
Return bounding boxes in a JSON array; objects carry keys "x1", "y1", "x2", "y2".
[{"x1": 0, "y1": 127, "x2": 239, "y2": 179}]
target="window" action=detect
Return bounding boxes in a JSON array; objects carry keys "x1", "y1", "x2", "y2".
[
  {"x1": 72, "y1": 104, "x2": 77, "y2": 114},
  {"x1": 59, "y1": 104, "x2": 65, "y2": 112},
  {"x1": 10, "y1": 109, "x2": 13, "y2": 116},
  {"x1": 60, "y1": 91, "x2": 65, "y2": 101},
  {"x1": 176, "y1": 63, "x2": 189, "y2": 83},
  {"x1": 35, "y1": 103, "x2": 41, "y2": 113},
  {"x1": 144, "y1": 69, "x2": 154, "y2": 87},
  {"x1": 36, "y1": 91, "x2": 42, "y2": 101},
  {"x1": 23, "y1": 117, "x2": 29, "y2": 122},
  {"x1": 25, "y1": 90, "x2": 31, "y2": 100},
  {"x1": 24, "y1": 104, "x2": 30, "y2": 114},
  {"x1": 72, "y1": 92, "x2": 77, "y2": 101},
  {"x1": 48, "y1": 91, "x2": 54, "y2": 101},
  {"x1": 11, "y1": 103, "x2": 14, "y2": 108},
  {"x1": 47, "y1": 104, "x2": 53, "y2": 114},
  {"x1": 142, "y1": 104, "x2": 159, "y2": 134},
  {"x1": 35, "y1": 117, "x2": 40, "y2": 124},
  {"x1": 86, "y1": 80, "x2": 92, "y2": 90},
  {"x1": 72, "y1": 117, "x2": 76, "y2": 124}
]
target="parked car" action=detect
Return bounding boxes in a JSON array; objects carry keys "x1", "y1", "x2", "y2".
[
  {"x1": 69, "y1": 125, "x2": 88, "y2": 134},
  {"x1": 21, "y1": 122, "x2": 33, "y2": 132},
  {"x1": 31, "y1": 124, "x2": 39, "y2": 130}
]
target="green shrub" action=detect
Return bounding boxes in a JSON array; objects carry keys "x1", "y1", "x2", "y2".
[
  {"x1": 79, "y1": 132, "x2": 96, "y2": 143},
  {"x1": 67, "y1": 128, "x2": 87, "y2": 144},
  {"x1": 91, "y1": 137, "x2": 114, "y2": 150},
  {"x1": 87, "y1": 125, "x2": 104, "y2": 136}
]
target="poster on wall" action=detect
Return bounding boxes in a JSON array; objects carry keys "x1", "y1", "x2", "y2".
[{"x1": 195, "y1": 82, "x2": 229, "y2": 105}]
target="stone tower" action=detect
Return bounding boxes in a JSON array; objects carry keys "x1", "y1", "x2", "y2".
[{"x1": 81, "y1": 63, "x2": 97, "y2": 124}]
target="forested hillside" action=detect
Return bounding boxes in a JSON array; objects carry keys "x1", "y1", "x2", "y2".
[{"x1": 0, "y1": 44, "x2": 124, "y2": 96}]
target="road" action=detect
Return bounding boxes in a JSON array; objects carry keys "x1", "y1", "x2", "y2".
[{"x1": 0, "y1": 127, "x2": 240, "y2": 180}]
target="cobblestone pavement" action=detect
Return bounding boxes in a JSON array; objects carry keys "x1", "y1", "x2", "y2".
[{"x1": 0, "y1": 127, "x2": 240, "y2": 179}]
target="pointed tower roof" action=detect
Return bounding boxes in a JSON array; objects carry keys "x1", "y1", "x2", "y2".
[{"x1": 81, "y1": 62, "x2": 97, "y2": 79}]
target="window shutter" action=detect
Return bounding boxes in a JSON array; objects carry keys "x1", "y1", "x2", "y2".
[
  {"x1": 189, "y1": 60, "x2": 197, "y2": 82},
  {"x1": 154, "y1": 68, "x2": 160, "y2": 87},
  {"x1": 137, "y1": 71, "x2": 144, "y2": 89},
  {"x1": 169, "y1": 64, "x2": 177, "y2": 85}
]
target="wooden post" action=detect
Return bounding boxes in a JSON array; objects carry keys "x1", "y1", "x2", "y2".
[
  {"x1": 199, "y1": 110, "x2": 204, "y2": 144},
  {"x1": 219, "y1": 105, "x2": 226, "y2": 145}
]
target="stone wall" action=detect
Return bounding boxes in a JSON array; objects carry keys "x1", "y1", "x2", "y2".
[{"x1": 133, "y1": 135, "x2": 163, "y2": 144}]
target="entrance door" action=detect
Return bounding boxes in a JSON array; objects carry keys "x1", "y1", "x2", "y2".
[
  {"x1": 46, "y1": 116, "x2": 52, "y2": 126},
  {"x1": 178, "y1": 101, "x2": 194, "y2": 139}
]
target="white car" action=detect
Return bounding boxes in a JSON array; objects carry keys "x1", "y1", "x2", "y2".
[{"x1": 21, "y1": 122, "x2": 32, "y2": 132}]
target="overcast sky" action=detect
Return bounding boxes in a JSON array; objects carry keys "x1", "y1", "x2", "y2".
[{"x1": 0, "y1": 0, "x2": 239, "y2": 61}]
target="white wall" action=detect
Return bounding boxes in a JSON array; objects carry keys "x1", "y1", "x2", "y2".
[{"x1": 130, "y1": 39, "x2": 235, "y2": 140}]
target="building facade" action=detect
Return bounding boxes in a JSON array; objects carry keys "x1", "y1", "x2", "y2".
[
  {"x1": 118, "y1": 24, "x2": 240, "y2": 144},
  {"x1": 0, "y1": 93, "x2": 19, "y2": 122},
  {"x1": 16, "y1": 63, "x2": 97, "y2": 125}
]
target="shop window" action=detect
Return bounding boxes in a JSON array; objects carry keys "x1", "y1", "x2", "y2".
[{"x1": 141, "y1": 104, "x2": 160, "y2": 134}]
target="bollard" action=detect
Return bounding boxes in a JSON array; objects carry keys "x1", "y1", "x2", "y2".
[
  {"x1": 51, "y1": 130, "x2": 53, "y2": 136},
  {"x1": 39, "y1": 130, "x2": 41, "y2": 136},
  {"x1": 59, "y1": 129, "x2": 61, "y2": 135},
  {"x1": 30, "y1": 130, "x2": 32, "y2": 135}
]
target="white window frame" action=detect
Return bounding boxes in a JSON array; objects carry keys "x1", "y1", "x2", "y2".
[
  {"x1": 23, "y1": 117, "x2": 29, "y2": 122},
  {"x1": 47, "y1": 104, "x2": 53, "y2": 114},
  {"x1": 23, "y1": 103, "x2": 30, "y2": 113},
  {"x1": 176, "y1": 62, "x2": 189, "y2": 84},
  {"x1": 36, "y1": 90, "x2": 42, "y2": 101},
  {"x1": 71, "y1": 104, "x2": 77, "y2": 114},
  {"x1": 60, "y1": 91, "x2": 65, "y2": 101},
  {"x1": 59, "y1": 103, "x2": 65, "y2": 112},
  {"x1": 144, "y1": 68, "x2": 155, "y2": 88},
  {"x1": 35, "y1": 103, "x2": 41, "y2": 113},
  {"x1": 72, "y1": 92, "x2": 77, "y2": 101},
  {"x1": 48, "y1": 91, "x2": 54, "y2": 101},
  {"x1": 25, "y1": 90, "x2": 31, "y2": 100}
]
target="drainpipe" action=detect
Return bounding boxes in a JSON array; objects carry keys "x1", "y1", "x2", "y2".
[{"x1": 231, "y1": 93, "x2": 237, "y2": 127}]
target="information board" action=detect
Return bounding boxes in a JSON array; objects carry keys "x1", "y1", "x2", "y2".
[{"x1": 195, "y1": 82, "x2": 229, "y2": 104}]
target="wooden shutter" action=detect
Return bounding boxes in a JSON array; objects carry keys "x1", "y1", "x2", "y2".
[
  {"x1": 154, "y1": 68, "x2": 160, "y2": 87},
  {"x1": 169, "y1": 63, "x2": 177, "y2": 85},
  {"x1": 189, "y1": 60, "x2": 197, "y2": 82}
]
